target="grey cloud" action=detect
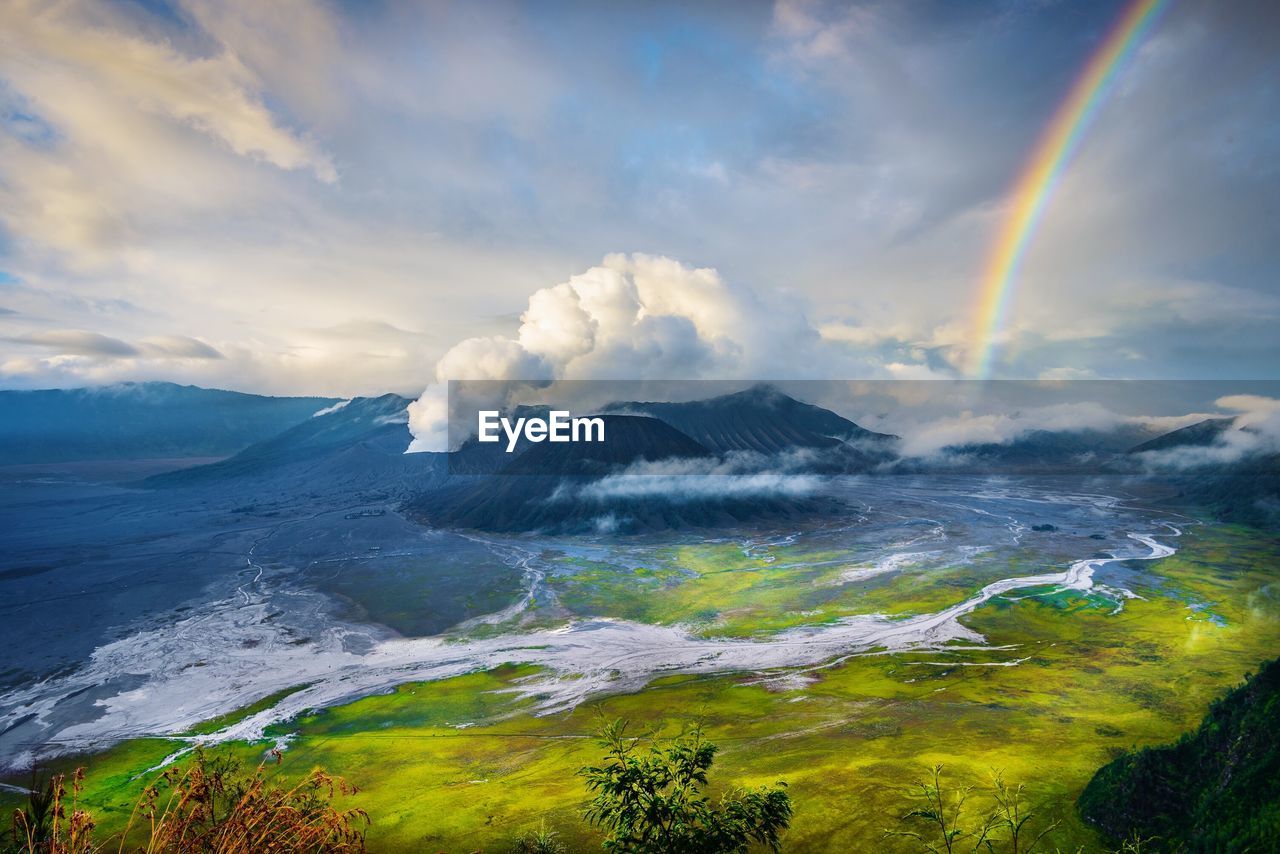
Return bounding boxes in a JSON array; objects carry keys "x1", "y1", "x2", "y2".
[
  {"x1": 6, "y1": 330, "x2": 225, "y2": 362},
  {"x1": 139, "y1": 335, "x2": 225, "y2": 359},
  {"x1": 12, "y1": 329, "x2": 140, "y2": 357}
]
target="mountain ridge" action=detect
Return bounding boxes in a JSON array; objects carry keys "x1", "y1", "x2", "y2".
[
  {"x1": 603, "y1": 384, "x2": 897, "y2": 456},
  {"x1": 0, "y1": 381, "x2": 336, "y2": 465}
]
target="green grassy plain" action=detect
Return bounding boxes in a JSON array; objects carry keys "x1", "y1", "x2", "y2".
[
  {"x1": 544, "y1": 537, "x2": 1068, "y2": 637},
  {"x1": 6, "y1": 523, "x2": 1278, "y2": 852}
]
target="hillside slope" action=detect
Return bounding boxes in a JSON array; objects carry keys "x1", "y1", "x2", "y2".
[
  {"x1": 1078, "y1": 657, "x2": 1280, "y2": 851},
  {"x1": 1127, "y1": 419, "x2": 1278, "y2": 527},
  {"x1": 145, "y1": 394, "x2": 446, "y2": 498},
  {"x1": 1181, "y1": 454, "x2": 1280, "y2": 527},
  {"x1": 1128, "y1": 417, "x2": 1236, "y2": 454}
]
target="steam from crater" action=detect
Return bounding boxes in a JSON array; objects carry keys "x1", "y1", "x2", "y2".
[{"x1": 407, "y1": 253, "x2": 830, "y2": 451}]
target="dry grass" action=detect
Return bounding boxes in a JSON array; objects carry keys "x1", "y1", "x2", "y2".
[
  {"x1": 10, "y1": 768, "x2": 95, "y2": 854},
  {"x1": 9, "y1": 749, "x2": 367, "y2": 853}
]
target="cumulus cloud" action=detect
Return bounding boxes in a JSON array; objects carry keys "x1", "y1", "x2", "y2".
[{"x1": 406, "y1": 253, "x2": 836, "y2": 451}]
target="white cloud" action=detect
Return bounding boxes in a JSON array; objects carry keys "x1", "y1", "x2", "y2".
[
  {"x1": 1218, "y1": 394, "x2": 1280, "y2": 427},
  {"x1": 1137, "y1": 395, "x2": 1280, "y2": 469},
  {"x1": 578, "y1": 472, "x2": 819, "y2": 503},
  {"x1": 567, "y1": 449, "x2": 823, "y2": 503},
  {"x1": 894, "y1": 402, "x2": 1127, "y2": 458}
]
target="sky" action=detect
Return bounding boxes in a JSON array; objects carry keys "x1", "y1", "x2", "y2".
[{"x1": 0, "y1": 0, "x2": 1277, "y2": 397}]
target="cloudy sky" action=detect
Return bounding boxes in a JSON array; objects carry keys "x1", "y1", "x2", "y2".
[{"x1": 0, "y1": 0, "x2": 1277, "y2": 396}]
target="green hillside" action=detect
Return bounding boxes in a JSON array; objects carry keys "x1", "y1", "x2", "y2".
[{"x1": 1079, "y1": 656, "x2": 1280, "y2": 851}]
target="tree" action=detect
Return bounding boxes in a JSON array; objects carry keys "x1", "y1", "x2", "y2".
[{"x1": 580, "y1": 719, "x2": 792, "y2": 853}]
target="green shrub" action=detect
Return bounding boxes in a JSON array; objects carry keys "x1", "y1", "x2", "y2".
[{"x1": 580, "y1": 719, "x2": 791, "y2": 853}]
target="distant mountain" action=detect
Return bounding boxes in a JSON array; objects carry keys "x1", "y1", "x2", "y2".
[
  {"x1": 604, "y1": 385, "x2": 897, "y2": 470},
  {"x1": 1129, "y1": 417, "x2": 1236, "y2": 454},
  {"x1": 1079, "y1": 657, "x2": 1280, "y2": 851},
  {"x1": 146, "y1": 394, "x2": 444, "y2": 496},
  {"x1": 0, "y1": 382, "x2": 335, "y2": 465},
  {"x1": 923, "y1": 425, "x2": 1160, "y2": 473},
  {"x1": 1123, "y1": 418, "x2": 1278, "y2": 526}
]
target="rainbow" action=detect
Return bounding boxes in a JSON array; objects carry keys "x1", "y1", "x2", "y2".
[{"x1": 967, "y1": 0, "x2": 1172, "y2": 378}]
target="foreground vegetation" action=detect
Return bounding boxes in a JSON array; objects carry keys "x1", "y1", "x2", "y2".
[
  {"x1": 581, "y1": 719, "x2": 792, "y2": 852},
  {"x1": 22, "y1": 714, "x2": 1273, "y2": 853},
  {"x1": 6, "y1": 749, "x2": 366, "y2": 853},
  {"x1": 8, "y1": 664, "x2": 1279, "y2": 851},
  {"x1": 8, "y1": 721, "x2": 788, "y2": 854},
  {"x1": 3, "y1": 523, "x2": 1277, "y2": 851},
  {"x1": 887, "y1": 765, "x2": 1062, "y2": 854}
]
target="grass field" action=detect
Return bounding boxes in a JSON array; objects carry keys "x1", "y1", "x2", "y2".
[
  {"x1": 540, "y1": 537, "x2": 1036, "y2": 636},
  {"x1": 6, "y1": 522, "x2": 1277, "y2": 852}
]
